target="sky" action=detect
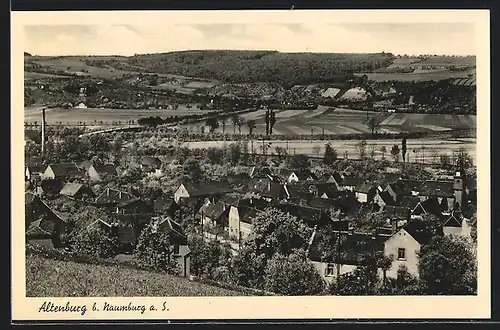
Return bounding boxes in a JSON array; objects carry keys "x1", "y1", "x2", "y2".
[{"x1": 24, "y1": 23, "x2": 476, "y2": 56}]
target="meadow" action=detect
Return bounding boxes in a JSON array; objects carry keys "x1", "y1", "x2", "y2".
[
  {"x1": 354, "y1": 69, "x2": 475, "y2": 82},
  {"x1": 188, "y1": 106, "x2": 476, "y2": 137},
  {"x1": 26, "y1": 254, "x2": 245, "y2": 297},
  {"x1": 24, "y1": 106, "x2": 218, "y2": 125},
  {"x1": 182, "y1": 137, "x2": 476, "y2": 165}
]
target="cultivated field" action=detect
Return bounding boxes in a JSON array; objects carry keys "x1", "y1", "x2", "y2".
[
  {"x1": 26, "y1": 254, "x2": 245, "y2": 297},
  {"x1": 188, "y1": 106, "x2": 476, "y2": 136},
  {"x1": 355, "y1": 69, "x2": 475, "y2": 82},
  {"x1": 24, "y1": 106, "x2": 218, "y2": 125},
  {"x1": 182, "y1": 137, "x2": 477, "y2": 165}
]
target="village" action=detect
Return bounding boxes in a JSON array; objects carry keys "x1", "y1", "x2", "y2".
[{"x1": 24, "y1": 124, "x2": 478, "y2": 295}]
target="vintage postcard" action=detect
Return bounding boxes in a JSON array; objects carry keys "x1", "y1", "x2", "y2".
[{"x1": 12, "y1": 10, "x2": 490, "y2": 321}]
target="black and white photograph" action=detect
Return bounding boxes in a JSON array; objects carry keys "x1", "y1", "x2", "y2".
[{"x1": 12, "y1": 10, "x2": 490, "y2": 320}]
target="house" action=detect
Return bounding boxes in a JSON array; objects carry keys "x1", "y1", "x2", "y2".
[
  {"x1": 59, "y1": 182, "x2": 95, "y2": 200},
  {"x1": 42, "y1": 163, "x2": 84, "y2": 181},
  {"x1": 320, "y1": 172, "x2": 344, "y2": 190},
  {"x1": 284, "y1": 169, "x2": 318, "y2": 184},
  {"x1": 88, "y1": 164, "x2": 117, "y2": 182},
  {"x1": 442, "y1": 211, "x2": 471, "y2": 238},
  {"x1": 354, "y1": 183, "x2": 377, "y2": 204},
  {"x1": 228, "y1": 206, "x2": 261, "y2": 241},
  {"x1": 221, "y1": 173, "x2": 251, "y2": 192},
  {"x1": 383, "y1": 206, "x2": 411, "y2": 228},
  {"x1": 95, "y1": 187, "x2": 136, "y2": 206},
  {"x1": 277, "y1": 202, "x2": 334, "y2": 228},
  {"x1": 153, "y1": 216, "x2": 191, "y2": 277},
  {"x1": 173, "y1": 182, "x2": 233, "y2": 204},
  {"x1": 25, "y1": 165, "x2": 44, "y2": 182},
  {"x1": 419, "y1": 180, "x2": 456, "y2": 210},
  {"x1": 248, "y1": 166, "x2": 274, "y2": 179},
  {"x1": 284, "y1": 184, "x2": 314, "y2": 204},
  {"x1": 339, "y1": 177, "x2": 363, "y2": 191},
  {"x1": 307, "y1": 195, "x2": 358, "y2": 214},
  {"x1": 307, "y1": 182, "x2": 340, "y2": 199},
  {"x1": 115, "y1": 198, "x2": 154, "y2": 215},
  {"x1": 384, "y1": 180, "x2": 410, "y2": 204},
  {"x1": 140, "y1": 156, "x2": 162, "y2": 174},
  {"x1": 384, "y1": 220, "x2": 433, "y2": 279},
  {"x1": 36, "y1": 179, "x2": 64, "y2": 197},
  {"x1": 259, "y1": 182, "x2": 287, "y2": 202},
  {"x1": 153, "y1": 196, "x2": 179, "y2": 217},
  {"x1": 25, "y1": 193, "x2": 68, "y2": 248},
  {"x1": 307, "y1": 227, "x2": 385, "y2": 284},
  {"x1": 199, "y1": 201, "x2": 229, "y2": 228},
  {"x1": 411, "y1": 197, "x2": 445, "y2": 218},
  {"x1": 373, "y1": 189, "x2": 395, "y2": 208}
]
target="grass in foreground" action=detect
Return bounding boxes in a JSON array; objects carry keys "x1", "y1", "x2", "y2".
[{"x1": 26, "y1": 254, "x2": 247, "y2": 297}]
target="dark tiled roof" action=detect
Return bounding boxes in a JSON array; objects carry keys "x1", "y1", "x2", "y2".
[
  {"x1": 341, "y1": 177, "x2": 363, "y2": 187},
  {"x1": 141, "y1": 156, "x2": 161, "y2": 168},
  {"x1": 384, "y1": 205, "x2": 411, "y2": 220},
  {"x1": 400, "y1": 196, "x2": 420, "y2": 209},
  {"x1": 442, "y1": 212, "x2": 463, "y2": 227},
  {"x1": 354, "y1": 183, "x2": 376, "y2": 194},
  {"x1": 202, "y1": 202, "x2": 227, "y2": 220},
  {"x1": 293, "y1": 169, "x2": 318, "y2": 181},
  {"x1": 238, "y1": 206, "x2": 262, "y2": 224},
  {"x1": 47, "y1": 163, "x2": 84, "y2": 178},
  {"x1": 420, "y1": 197, "x2": 445, "y2": 215},
  {"x1": 309, "y1": 183, "x2": 339, "y2": 196},
  {"x1": 154, "y1": 197, "x2": 176, "y2": 213},
  {"x1": 59, "y1": 182, "x2": 84, "y2": 197},
  {"x1": 96, "y1": 187, "x2": 135, "y2": 205},
  {"x1": 420, "y1": 181, "x2": 454, "y2": 198},
  {"x1": 249, "y1": 166, "x2": 274, "y2": 178},
  {"x1": 285, "y1": 184, "x2": 314, "y2": 200},
  {"x1": 376, "y1": 190, "x2": 395, "y2": 205},
  {"x1": 402, "y1": 219, "x2": 433, "y2": 245},
  {"x1": 277, "y1": 202, "x2": 326, "y2": 226},
  {"x1": 26, "y1": 165, "x2": 45, "y2": 173},
  {"x1": 91, "y1": 164, "x2": 117, "y2": 176},
  {"x1": 182, "y1": 182, "x2": 233, "y2": 196},
  {"x1": 261, "y1": 182, "x2": 286, "y2": 199},
  {"x1": 399, "y1": 179, "x2": 423, "y2": 192}
]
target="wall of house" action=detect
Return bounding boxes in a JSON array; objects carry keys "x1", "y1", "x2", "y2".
[
  {"x1": 384, "y1": 229, "x2": 421, "y2": 279},
  {"x1": 175, "y1": 245, "x2": 191, "y2": 277},
  {"x1": 310, "y1": 261, "x2": 385, "y2": 285},
  {"x1": 373, "y1": 193, "x2": 386, "y2": 207},
  {"x1": 240, "y1": 221, "x2": 252, "y2": 240},
  {"x1": 42, "y1": 167, "x2": 55, "y2": 180},
  {"x1": 355, "y1": 192, "x2": 368, "y2": 203},
  {"x1": 288, "y1": 173, "x2": 299, "y2": 184},
  {"x1": 174, "y1": 184, "x2": 190, "y2": 203},
  {"x1": 443, "y1": 226, "x2": 463, "y2": 237},
  {"x1": 228, "y1": 206, "x2": 240, "y2": 239},
  {"x1": 88, "y1": 167, "x2": 101, "y2": 181}
]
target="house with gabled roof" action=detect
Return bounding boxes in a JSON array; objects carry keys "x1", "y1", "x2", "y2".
[
  {"x1": 384, "y1": 219, "x2": 433, "y2": 279},
  {"x1": 419, "y1": 180, "x2": 456, "y2": 210},
  {"x1": 25, "y1": 165, "x2": 44, "y2": 182},
  {"x1": 59, "y1": 182, "x2": 95, "y2": 200},
  {"x1": 373, "y1": 189, "x2": 395, "y2": 208},
  {"x1": 173, "y1": 182, "x2": 233, "y2": 203},
  {"x1": 307, "y1": 182, "x2": 340, "y2": 199},
  {"x1": 442, "y1": 211, "x2": 471, "y2": 238},
  {"x1": 307, "y1": 226, "x2": 386, "y2": 284},
  {"x1": 95, "y1": 187, "x2": 136, "y2": 206},
  {"x1": 88, "y1": 163, "x2": 117, "y2": 182},
  {"x1": 199, "y1": 201, "x2": 229, "y2": 228},
  {"x1": 248, "y1": 166, "x2": 274, "y2": 179},
  {"x1": 259, "y1": 182, "x2": 287, "y2": 202},
  {"x1": 152, "y1": 216, "x2": 191, "y2": 277},
  {"x1": 411, "y1": 197, "x2": 445, "y2": 218},
  {"x1": 283, "y1": 169, "x2": 319, "y2": 184},
  {"x1": 115, "y1": 198, "x2": 154, "y2": 215},
  {"x1": 140, "y1": 156, "x2": 162, "y2": 174},
  {"x1": 228, "y1": 205, "x2": 262, "y2": 241},
  {"x1": 354, "y1": 183, "x2": 377, "y2": 204},
  {"x1": 284, "y1": 184, "x2": 314, "y2": 204},
  {"x1": 153, "y1": 196, "x2": 179, "y2": 217},
  {"x1": 339, "y1": 176, "x2": 363, "y2": 192},
  {"x1": 42, "y1": 163, "x2": 84, "y2": 181}
]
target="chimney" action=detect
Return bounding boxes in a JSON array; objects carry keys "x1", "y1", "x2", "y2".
[{"x1": 41, "y1": 107, "x2": 46, "y2": 155}]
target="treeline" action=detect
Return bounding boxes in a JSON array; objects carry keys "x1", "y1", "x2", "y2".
[{"x1": 111, "y1": 50, "x2": 395, "y2": 85}]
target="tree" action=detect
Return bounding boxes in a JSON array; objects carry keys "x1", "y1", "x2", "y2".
[
  {"x1": 328, "y1": 253, "x2": 382, "y2": 295},
  {"x1": 236, "y1": 116, "x2": 245, "y2": 134},
  {"x1": 134, "y1": 222, "x2": 179, "y2": 275},
  {"x1": 246, "y1": 119, "x2": 256, "y2": 136},
  {"x1": 188, "y1": 234, "x2": 232, "y2": 280},
  {"x1": 250, "y1": 207, "x2": 312, "y2": 258},
  {"x1": 221, "y1": 117, "x2": 227, "y2": 135},
  {"x1": 69, "y1": 226, "x2": 121, "y2": 259},
  {"x1": 454, "y1": 147, "x2": 474, "y2": 171},
  {"x1": 313, "y1": 145, "x2": 321, "y2": 157},
  {"x1": 264, "y1": 250, "x2": 325, "y2": 295},
  {"x1": 379, "y1": 146, "x2": 387, "y2": 160},
  {"x1": 231, "y1": 115, "x2": 239, "y2": 135},
  {"x1": 367, "y1": 117, "x2": 381, "y2": 134},
  {"x1": 205, "y1": 147, "x2": 224, "y2": 165},
  {"x1": 390, "y1": 144, "x2": 400, "y2": 162},
  {"x1": 418, "y1": 235, "x2": 477, "y2": 295},
  {"x1": 227, "y1": 143, "x2": 242, "y2": 165},
  {"x1": 288, "y1": 154, "x2": 311, "y2": 170},
  {"x1": 356, "y1": 140, "x2": 367, "y2": 159},
  {"x1": 205, "y1": 117, "x2": 219, "y2": 134},
  {"x1": 323, "y1": 143, "x2": 338, "y2": 165},
  {"x1": 183, "y1": 157, "x2": 203, "y2": 183},
  {"x1": 231, "y1": 243, "x2": 268, "y2": 289}
]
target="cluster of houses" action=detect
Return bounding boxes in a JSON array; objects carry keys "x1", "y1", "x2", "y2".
[{"x1": 24, "y1": 154, "x2": 477, "y2": 285}]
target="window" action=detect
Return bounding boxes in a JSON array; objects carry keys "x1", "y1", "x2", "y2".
[
  {"x1": 398, "y1": 248, "x2": 406, "y2": 260},
  {"x1": 326, "y1": 263, "x2": 335, "y2": 276},
  {"x1": 173, "y1": 245, "x2": 180, "y2": 255}
]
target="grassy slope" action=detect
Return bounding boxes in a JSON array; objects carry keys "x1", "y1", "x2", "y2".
[{"x1": 26, "y1": 254, "x2": 246, "y2": 297}]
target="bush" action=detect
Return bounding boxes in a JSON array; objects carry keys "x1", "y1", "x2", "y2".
[{"x1": 68, "y1": 228, "x2": 121, "y2": 259}]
